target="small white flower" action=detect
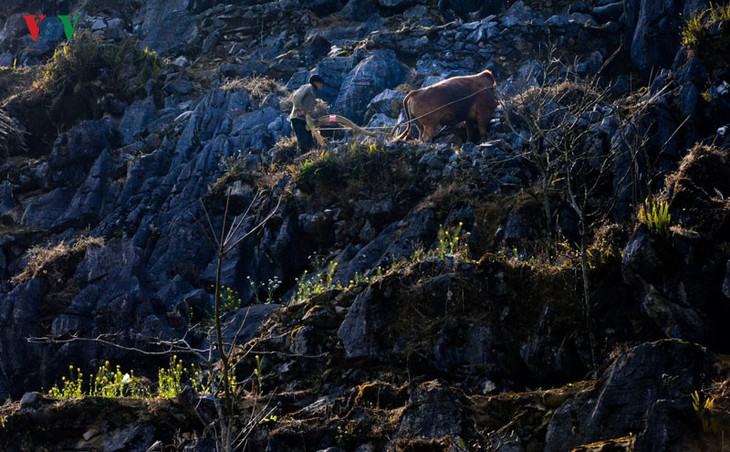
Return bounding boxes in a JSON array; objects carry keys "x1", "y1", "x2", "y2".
[{"x1": 122, "y1": 373, "x2": 131, "y2": 385}]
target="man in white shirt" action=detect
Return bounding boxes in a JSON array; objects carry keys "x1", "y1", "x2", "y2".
[{"x1": 289, "y1": 75, "x2": 325, "y2": 153}]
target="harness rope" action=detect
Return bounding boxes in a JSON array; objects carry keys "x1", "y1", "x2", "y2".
[
  {"x1": 395, "y1": 84, "x2": 496, "y2": 133},
  {"x1": 312, "y1": 83, "x2": 497, "y2": 140}
]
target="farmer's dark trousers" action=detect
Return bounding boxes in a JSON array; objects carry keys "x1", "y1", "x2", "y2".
[{"x1": 291, "y1": 118, "x2": 314, "y2": 153}]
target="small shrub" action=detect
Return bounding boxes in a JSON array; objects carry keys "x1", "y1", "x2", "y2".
[
  {"x1": 292, "y1": 260, "x2": 339, "y2": 304},
  {"x1": 436, "y1": 222, "x2": 469, "y2": 260},
  {"x1": 157, "y1": 355, "x2": 185, "y2": 399},
  {"x1": 681, "y1": 4, "x2": 730, "y2": 68},
  {"x1": 247, "y1": 276, "x2": 282, "y2": 304},
  {"x1": 638, "y1": 198, "x2": 672, "y2": 240},
  {"x1": 272, "y1": 135, "x2": 299, "y2": 164},
  {"x1": 294, "y1": 142, "x2": 415, "y2": 204},
  {"x1": 35, "y1": 34, "x2": 162, "y2": 100},
  {"x1": 222, "y1": 76, "x2": 287, "y2": 108},
  {"x1": 295, "y1": 151, "x2": 340, "y2": 192},
  {"x1": 682, "y1": 10, "x2": 708, "y2": 50}
]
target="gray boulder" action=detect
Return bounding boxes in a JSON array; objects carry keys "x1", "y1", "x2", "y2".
[
  {"x1": 333, "y1": 207, "x2": 437, "y2": 284},
  {"x1": 365, "y1": 89, "x2": 404, "y2": 122},
  {"x1": 333, "y1": 50, "x2": 408, "y2": 125},
  {"x1": 628, "y1": 0, "x2": 698, "y2": 75},
  {"x1": 0, "y1": 13, "x2": 24, "y2": 42},
  {"x1": 338, "y1": 286, "x2": 393, "y2": 360},
  {"x1": 366, "y1": 113, "x2": 398, "y2": 129},
  {"x1": 339, "y1": 0, "x2": 379, "y2": 20},
  {"x1": 0, "y1": 181, "x2": 17, "y2": 215},
  {"x1": 0, "y1": 279, "x2": 45, "y2": 399},
  {"x1": 138, "y1": 0, "x2": 197, "y2": 55},
  {"x1": 545, "y1": 339, "x2": 713, "y2": 451},
  {"x1": 47, "y1": 119, "x2": 117, "y2": 188},
  {"x1": 593, "y1": 1, "x2": 624, "y2": 22},
  {"x1": 21, "y1": 188, "x2": 74, "y2": 228},
  {"x1": 223, "y1": 304, "x2": 282, "y2": 346},
  {"x1": 231, "y1": 107, "x2": 280, "y2": 149},
  {"x1": 308, "y1": 50, "x2": 366, "y2": 106},
  {"x1": 397, "y1": 380, "x2": 463, "y2": 439},
  {"x1": 622, "y1": 229, "x2": 707, "y2": 342},
  {"x1": 55, "y1": 150, "x2": 118, "y2": 228},
  {"x1": 433, "y1": 320, "x2": 498, "y2": 373},
  {"x1": 500, "y1": 0, "x2": 534, "y2": 27},
  {"x1": 119, "y1": 98, "x2": 157, "y2": 145}
]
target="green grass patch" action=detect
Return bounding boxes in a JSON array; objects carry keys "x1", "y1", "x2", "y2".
[
  {"x1": 293, "y1": 142, "x2": 417, "y2": 206},
  {"x1": 48, "y1": 356, "x2": 213, "y2": 400},
  {"x1": 35, "y1": 34, "x2": 162, "y2": 100},
  {"x1": 682, "y1": 4, "x2": 730, "y2": 69},
  {"x1": 638, "y1": 197, "x2": 672, "y2": 240}
]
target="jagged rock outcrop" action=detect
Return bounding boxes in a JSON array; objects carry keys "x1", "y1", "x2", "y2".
[{"x1": 545, "y1": 339, "x2": 714, "y2": 451}]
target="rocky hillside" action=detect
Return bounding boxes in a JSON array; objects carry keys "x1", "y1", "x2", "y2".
[{"x1": 1, "y1": 0, "x2": 730, "y2": 450}]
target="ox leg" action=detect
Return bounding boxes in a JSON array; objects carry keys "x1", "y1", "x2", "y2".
[
  {"x1": 466, "y1": 120, "x2": 479, "y2": 143},
  {"x1": 414, "y1": 123, "x2": 424, "y2": 141},
  {"x1": 421, "y1": 124, "x2": 437, "y2": 143},
  {"x1": 478, "y1": 115, "x2": 492, "y2": 142}
]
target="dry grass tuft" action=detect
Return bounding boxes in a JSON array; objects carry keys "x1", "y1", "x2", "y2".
[
  {"x1": 0, "y1": 108, "x2": 24, "y2": 156},
  {"x1": 222, "y1": 76, "x2": 288, "y2": 108},
  {"x1": 512, "y1": 80, "x2": 600, "y2": 111},
  {"x1": 11, "y1": 236, "x2": 105, "y2": 285}
]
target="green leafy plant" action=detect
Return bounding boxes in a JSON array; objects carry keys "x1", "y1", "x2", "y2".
[
  {"x1": 47, "y1": 357, "x2": 212, "y2": 400},
  {"x1": 157, "y1": 355, "x2": 185, "y2": 399},
  {"x1": 49, "y1": 365, "x2": 84, "y2": 399},
  {"x1": 261, "y1": 414, "x2": 278, "y2": 426},
  {"x1": 436, "y1": 222, "x2": 469, "y2": 260},
  {"x1": 292, "y1": 260, "x2": 339, "y2": 304},
  {"x1": 210, "y1": 150, "x2": 250, "y2": 193},
  {"x1": 253, "y1": 355, "x2": 264, "y2": 396},
  {"x1": 682, "y1": 4, "x2": 730, "y2": 49},
  {"x1": 91, "y1": 361, "x2": 148, "y2": 398},
  {"x1": 638, "y1": 198, "x2": 672, "y2": 239},
  {"x1": 335, "y1": 420, "x2": 358, "y2": 448},
  {"x1": 219, "y1": 285, "x2": 243, "y2": 314},
  {"x1": 682, "y1": 9, "x2": 709, "y2": 50},
  {"x1": 692, "y1": 389, "x2": 716, "y2": 433},
  {"x1": 295, "y1": 151, "x2": 340, "y2": 193}
]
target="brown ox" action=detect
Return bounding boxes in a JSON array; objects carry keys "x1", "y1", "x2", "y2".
[{"x1": 395, "y1": 69, "x2": 497, "y2": 143}]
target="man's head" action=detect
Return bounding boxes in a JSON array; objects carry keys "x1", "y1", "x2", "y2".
[{"x1": 309, "y1": 75, "x2": 324, "y2": 91}]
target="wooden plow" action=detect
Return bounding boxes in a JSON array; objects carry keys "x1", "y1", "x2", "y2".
[{"x1": 311, "y1": 114, "x2": 390, "y2": 146}]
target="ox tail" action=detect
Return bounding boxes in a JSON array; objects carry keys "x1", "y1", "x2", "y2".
[{"x1": 394, "y1": 92, "x2": 413, "y2": 141}]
